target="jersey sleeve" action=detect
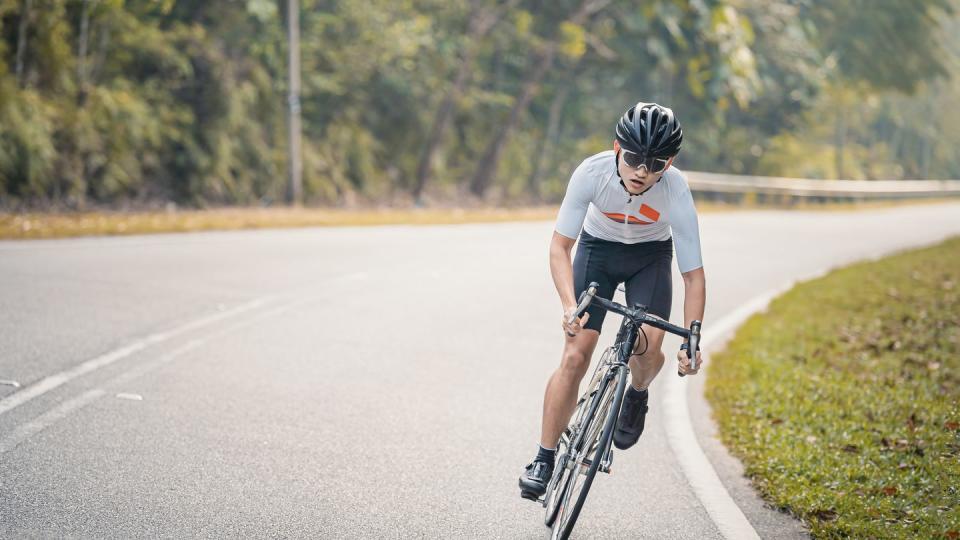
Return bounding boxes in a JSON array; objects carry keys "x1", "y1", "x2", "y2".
[
  {"x1": 554, "y1": 160, "x2": 595, "y2": 239},
  {"x1": 668, "y1": 173, "x2": 704, "y2": 273}
]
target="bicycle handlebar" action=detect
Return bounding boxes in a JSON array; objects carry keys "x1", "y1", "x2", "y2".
[{"x1": 572, "y1": 282, "x2": 702, "y2": 378}]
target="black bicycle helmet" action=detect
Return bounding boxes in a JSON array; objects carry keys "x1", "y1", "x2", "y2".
[{"x1": 615, "y1": 102, "x2": 683, "y2": 158}]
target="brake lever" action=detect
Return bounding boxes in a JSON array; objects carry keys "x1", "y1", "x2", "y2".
[
  {"x1": 567, "y1": 282, "x2": 599, "y2": 326},
  {"x1": 678, "y1": 320, "x2": 702, "y2": 377}
]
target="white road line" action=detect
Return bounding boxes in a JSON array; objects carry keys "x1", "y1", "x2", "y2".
[
  {"x1": 0, "y1": 297, "x2": 271, "y2": 418},
  {"x1": 663, "y1": 288, "x2": 789, "y2": 540},
  {"x1": 107, "y1": 297, "x2": 313, "y2": 388},
  {"x1": 0, "y1": 389, "x2": 106, "y2": 454},
  {"x1": 0, "y1": 296, "x2": 319, "y2": 455},
  {"x1": 0, "y1": 267, "x2": 364, "y2": 431}
]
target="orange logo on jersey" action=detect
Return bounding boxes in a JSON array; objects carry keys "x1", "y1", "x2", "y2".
[{"x1": 603, "y1": 204, "x2": 660, "y2": 225}]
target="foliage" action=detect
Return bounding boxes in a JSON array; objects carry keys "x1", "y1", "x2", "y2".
[
  {"x1": 706, "y1": 237, "x2": 960, "y2": 539},
  {"x1": 0, "y1": 0, "x2": 957, "y2": 208}
]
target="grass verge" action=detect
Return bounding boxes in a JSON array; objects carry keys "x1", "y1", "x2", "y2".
[
  {"x1": 706, "y1": 237, "x2": 960, "y2": 539},
  {"x1": 0, "y1": 207, "x2": 561, "y2": 240},
  {"x1": 1, "y1": 198, "x2": 955, "y2": 240}
]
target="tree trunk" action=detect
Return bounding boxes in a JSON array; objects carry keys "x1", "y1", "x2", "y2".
[
  {"x1": 889, "y1": 123, "x2": 902, "y2": 172},
  {"x1": 412, "y1": 0, "x2": 521, "y2": 203},
  {"x1": 77, "y1": 0, "x2": 95, "y2": 104},
  {"x1": 834, "y1": 103, "x2": 846, "y2": 179},
  {"x1": 919, "y1": 135, "x2": 931, "y2": 180},
  {"x1": 15, "y1": 0, "x2": 32, "y2": 87},
  {"x1": 528, "y1": 84, "x2": 570, "y2": 200},
  {"x1": 469, "y1": 45, "x2": 557, "y2": 197},
  {"x1": 92, "y1": 19, "x2": 111, "y2": 82},
  {"x1": 412, "y1": 52, "x2": 475, "y2": 203},
  {"x1": 468, "y1": 0, "x2": 610, "y2": 198}
]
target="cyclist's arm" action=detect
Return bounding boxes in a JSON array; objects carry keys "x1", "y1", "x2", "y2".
[
  {"x1": 551, "y1": 158, "x2": 595, "y2": 309},
  {"x1": 550, "y1": 232, "x2": 578, "y2": 309},
  {"x1": 681, "y1": 267, "x2": 706, "y2": 328},
  {"x1": 669, "y1": 170, "x2": 706, "y2": 328}
]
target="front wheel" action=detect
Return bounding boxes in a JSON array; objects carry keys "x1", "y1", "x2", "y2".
[
  {"x1": 549, "y1": 364, "x2": 628, "y2": 540},
  {"x1": 544, "y1": 348, "x2": 615, "y2": 526}
]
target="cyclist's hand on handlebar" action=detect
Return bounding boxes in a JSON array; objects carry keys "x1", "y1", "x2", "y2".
[
  {"x1": 677, "y1": 348, "x2": 702, "y2": 376},
  {"x1": 562, "y1": 307, "x2": 590, "y2": 338}
]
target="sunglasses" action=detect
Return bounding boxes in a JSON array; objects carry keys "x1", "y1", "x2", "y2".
[{"x1": 621, "y1": 150, "x2": 670, "y2": 173}]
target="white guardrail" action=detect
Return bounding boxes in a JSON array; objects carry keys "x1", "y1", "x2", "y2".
[{"x1": 686, "y1": 171, "x2": 960, "y2": 201}]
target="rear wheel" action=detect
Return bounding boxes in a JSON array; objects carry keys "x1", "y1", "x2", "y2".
[{"x1": 549, "y1": 364, "x2": 627, "y2": 540}]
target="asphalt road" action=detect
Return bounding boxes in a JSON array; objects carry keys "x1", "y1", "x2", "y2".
[{"x1": 1, "y1": 203, "x2": 958, "y2": 539}]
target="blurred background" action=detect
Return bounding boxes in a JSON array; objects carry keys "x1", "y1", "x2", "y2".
[
  {"x1": 2, "y1": 3, "x2": 959, "y2": 538},
  {"x1": 1, "y1": 0, "x2": 958, "y2": 211}
]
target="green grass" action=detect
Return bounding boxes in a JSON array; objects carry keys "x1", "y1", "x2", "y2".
[
  {"x1": 707, "y1": 237, "x2": 960, "y2": 539},
  {"x1": 0, "y1": 207, "x2": 561, "y2": 239}
]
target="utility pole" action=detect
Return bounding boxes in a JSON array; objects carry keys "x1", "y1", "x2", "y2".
[
  {"x1": 286, "y1": 0, "x2": 303, "y2": 205},
  {"x1": 15, "y1": 0, "x2": 32, "y2": 87}
]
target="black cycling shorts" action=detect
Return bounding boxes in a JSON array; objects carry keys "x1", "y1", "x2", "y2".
[{"x1": 572, "y1": 230, "x2": 673, "y2": 333}]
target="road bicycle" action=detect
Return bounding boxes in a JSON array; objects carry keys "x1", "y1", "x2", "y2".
[{"x1": 541, "y1": 282, "x2": 701, "y2": 540}]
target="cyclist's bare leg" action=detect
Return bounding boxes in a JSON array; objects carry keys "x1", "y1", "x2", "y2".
[
  {"x1": 539, "y1": 329, "x2": 601, "y2": 449},
  {"x1": 627, "y1": 326, "x2": 666, "y2": 390}
]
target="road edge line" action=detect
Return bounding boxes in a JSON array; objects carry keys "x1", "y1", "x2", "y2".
[
  {"x1": 663, "y1": 287, "x2": 791, "y2": 540},
  {"x1": 663, "y1": 237, "x2": 958, "y2": 539}
]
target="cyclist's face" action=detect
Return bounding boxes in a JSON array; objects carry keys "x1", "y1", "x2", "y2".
[{"x1": 613, "y1": 140, "x2": 673, "y2": 194}]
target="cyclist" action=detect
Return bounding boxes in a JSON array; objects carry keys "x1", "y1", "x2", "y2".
[{"x1": 519, "y1": 102, "x2": 706, "y2": 500}]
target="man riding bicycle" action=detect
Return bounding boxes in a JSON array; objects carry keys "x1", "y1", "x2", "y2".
[{"x1": 520, "y1": 102, "x2": 706, "y2": 500}]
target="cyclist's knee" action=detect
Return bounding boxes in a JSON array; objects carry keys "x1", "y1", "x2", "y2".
[
  {"x1": 632, "y1": 329, "x2": 666, "y2": 359},
  {"x1": 559, "y1": 349, "x2": 590, "y2": 377},
  {"x1": 631, "y1": 347, "x2": 664, "y2": 365}
]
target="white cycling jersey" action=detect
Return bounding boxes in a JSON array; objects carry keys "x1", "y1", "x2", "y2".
[{"x1": 555, "y1": 150, "x2": 704, "y2": 273}]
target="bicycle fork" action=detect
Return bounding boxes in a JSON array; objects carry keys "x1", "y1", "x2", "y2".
[
  {"x1": 587, "y1": 367, "x2": 626, "y2": 475},
  {"x1": 597, "y1": 369, "x2": 625, "y2": 474}
]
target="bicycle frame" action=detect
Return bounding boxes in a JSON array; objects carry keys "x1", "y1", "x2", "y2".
[{"x1": 598, "y1": 315, "x2": 639, "y2": 469}]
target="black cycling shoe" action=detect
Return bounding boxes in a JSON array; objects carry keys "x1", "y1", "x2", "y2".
[
  {"x1": 518, "y1": 460, "x2": 554, "y2": 501},
  {"x1": 613, "y1": 387, "x2": 649, "y2": 450}
]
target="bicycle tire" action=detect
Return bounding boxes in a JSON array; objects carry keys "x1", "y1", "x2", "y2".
[
  {"x1": 544, "y1": 391, "x2": 598, "y2": 527},
  {"x1": 546, "y1": 374, "x2": 610, "y2": 531},
  {"x1": 551, "y1": 364, "x2": 628, "y2": 540},
  {"x1": 544, "y1": 381, "x2": 602, "y2": 525},
  {"x1": 543, "y1": 443, "x2": 569, "y2": 527},
  {"x1": 544, "y1": 348, "x2": 615, "y2": 526}
]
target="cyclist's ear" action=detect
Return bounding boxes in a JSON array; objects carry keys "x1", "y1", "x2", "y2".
[{"x1": 613, "y1": 140, "x2": 621, "y2": 153}]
